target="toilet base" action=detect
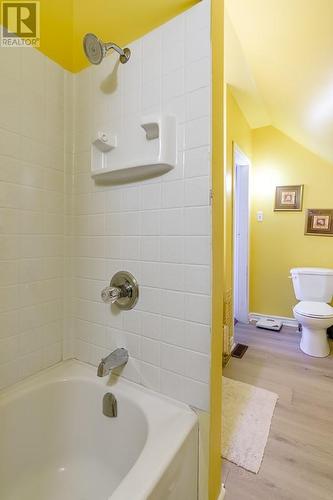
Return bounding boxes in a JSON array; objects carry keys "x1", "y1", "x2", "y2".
[{"x1": 300, "y1": 326, "x2": 330, "y2": 357}]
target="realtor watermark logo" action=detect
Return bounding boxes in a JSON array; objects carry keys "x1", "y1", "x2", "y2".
[{"x1": 1, "y1": 1, "x2": 40, "y2": 47}]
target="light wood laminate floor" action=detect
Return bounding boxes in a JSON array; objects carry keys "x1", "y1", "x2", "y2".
[{"x1": 222, "y1": 322, "x2": 333, "y2": 500}]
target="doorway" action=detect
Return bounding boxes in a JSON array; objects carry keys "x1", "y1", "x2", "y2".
[{"x1": 233, "y1": 143, "x2": 250, "y2": 324}]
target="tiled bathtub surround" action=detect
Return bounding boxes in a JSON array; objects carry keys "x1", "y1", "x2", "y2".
[
  {"x1": 71, "y1": 1, "x2": 211, "y2": 409},
  {"x1": 0, "y1": 1, "x2": 211, "y2": 410},
  {"x1": 0, "y1": 47, "x2": 66, "y2": 388}
]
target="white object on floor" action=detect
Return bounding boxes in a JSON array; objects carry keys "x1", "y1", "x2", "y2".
[
  {"x1": 222, "y1": 377, "x2": 278, "y2": 473},
  {"x1": 256, "y1": 317, "x2": 282, "y2": 331},
  {"x1": 249, "y1": 312, "x2": 297, "y2": 328},
  {"x1": 290, "y1": 267, "x2": 333, "y2": 357}
]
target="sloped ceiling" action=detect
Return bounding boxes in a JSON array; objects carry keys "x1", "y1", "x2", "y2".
[
  {"x1": 0, "y1": 0, "x2": 199, "y2": 72},
  {"x1": 226, "y1": 0, "x2": 333, "y2": 164},
  {"x1": 224, "y1": 11, "x2": 270, "y2": 129}
]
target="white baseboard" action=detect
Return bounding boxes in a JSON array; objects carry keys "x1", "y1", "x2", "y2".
[
  {"x1": 249, "y1": 312, "x2": 298, "y2": 328},
  {"x1": 218, "y1": 485, "x2": 226, "y2": 500}
]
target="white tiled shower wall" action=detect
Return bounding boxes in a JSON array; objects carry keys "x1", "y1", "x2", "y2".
[
  {"x1": 0, "y1": 1, "x2": 212, "y2": 410},
  {"x1": 70, "y1": 1, "x2": 212, "y2": 410},
  {"x1": 0, "y1": 46, "x2": 67, "y2": 389}
]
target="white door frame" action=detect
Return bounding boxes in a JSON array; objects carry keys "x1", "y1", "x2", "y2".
[{"x1": 233, "y1": 143, "x2": 250, "y2": 324}]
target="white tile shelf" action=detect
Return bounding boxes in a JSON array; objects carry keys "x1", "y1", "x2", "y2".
[
  {"x1": 91, "y1": 115, "x2": 176, "y2": 183},
  {"x1": 91, "y1": 161, "x2": 174, "y2": 183}
]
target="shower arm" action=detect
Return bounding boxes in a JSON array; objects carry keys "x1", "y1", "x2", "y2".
[
  {"x1": 104, "y1": 41, "x2": 131, "y2": 64},
  {"x1": 105, "y1": 42, "x2": 126, "y2": 57}
]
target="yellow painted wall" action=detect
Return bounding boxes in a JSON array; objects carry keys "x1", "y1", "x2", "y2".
[
  {"x1": 0, "y1": 0, "x2": 74, "y2": 70},
  {"x1": 250, "y1": 126, "x2": 333, "y2": 317},
  {"x1": 225, "y1": 88, "x2": 252, "y2": 348},
  {"x1": 0, "y1": 0, "x2": 199, "y2": 72},
  {"x1": 38, "y1": 0, "x2": 74, "y2": 71},
  {"x1": 209, "y1": 0, "x2": 224, "y2": 498}
]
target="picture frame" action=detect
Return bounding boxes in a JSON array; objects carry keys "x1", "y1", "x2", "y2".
[
  {"x1": 274, "y1": 185, "x2": 304, "y2": 211},
  {"x1": 305, "y1": 209, "x2": 333, "y2": 237}
]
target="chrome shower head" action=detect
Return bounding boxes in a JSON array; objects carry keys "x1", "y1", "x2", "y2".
[
  {"x1": 83, "y1": 33, "x2": 131, "y2": 65},
  {"x1": 83, "y1": 33, "x2": 104, "y2": 65}
]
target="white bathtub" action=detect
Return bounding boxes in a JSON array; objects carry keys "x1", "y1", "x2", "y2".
[{"x1": 0, "y1": 360, "x2": 198, "y2": 500}]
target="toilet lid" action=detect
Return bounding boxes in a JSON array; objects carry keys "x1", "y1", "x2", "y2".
[{"x1": 294, "y1": 301, "x2": 333, "y2": 318}]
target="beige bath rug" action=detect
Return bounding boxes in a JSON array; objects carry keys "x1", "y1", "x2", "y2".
[{"x1": 222, "y1": 377, "x2": 278, "y2": 473}]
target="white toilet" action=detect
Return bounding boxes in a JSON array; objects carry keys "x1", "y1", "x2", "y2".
[{"x1": 291, "y1": 267, "x2": 333, "y2": 357}]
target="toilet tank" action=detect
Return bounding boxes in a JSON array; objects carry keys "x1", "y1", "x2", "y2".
[{"x1": 290, "y1": 267, "x2": 333, "y2": 302}]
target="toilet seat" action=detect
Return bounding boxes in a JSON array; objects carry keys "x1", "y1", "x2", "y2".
[{"x1": 294, "y1": 301, "x2": 333, "y2": 318}]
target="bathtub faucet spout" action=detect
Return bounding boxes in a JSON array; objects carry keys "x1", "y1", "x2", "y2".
[{"x1": 97, "y1": 348, "x2": 129, "y2": 377}]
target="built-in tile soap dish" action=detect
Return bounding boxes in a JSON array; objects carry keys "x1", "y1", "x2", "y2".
[{"x1": 91, "y1": 115, "x2": 176, "y2": 184}]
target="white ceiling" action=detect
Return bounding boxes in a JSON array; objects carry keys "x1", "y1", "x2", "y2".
[{"x1": 225, "y1": 0, "x2": 333, "y2": 164}]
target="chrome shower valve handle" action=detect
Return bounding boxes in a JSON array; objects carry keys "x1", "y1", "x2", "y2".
[
  {"x1": 101, "y1": 271, "x2": 139, "y2": 310},
  {"x1": 101, "y1": 286, "x2": 121, "y2": 304}
]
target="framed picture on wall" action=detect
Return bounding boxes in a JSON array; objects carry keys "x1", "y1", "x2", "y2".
[
  {"x1": 274, "y1": 185, "x2": 304, "y2": 211},
  {"x1": 305, "y1": 209, "x2": 333, "y2": 236}
]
